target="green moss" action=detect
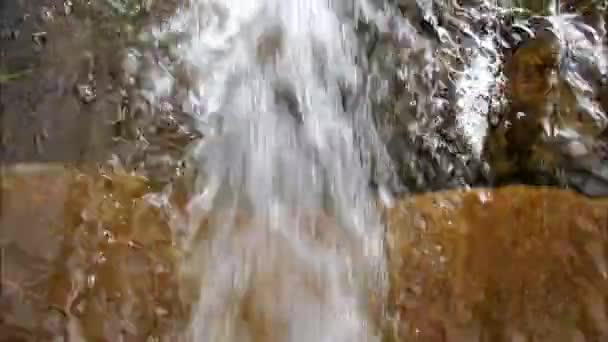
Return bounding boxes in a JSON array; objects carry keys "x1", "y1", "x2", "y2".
[
  {"x1": 0, "y1": 69, "x2": 32, "y2": 84},
  {"x1": 513, "y1": 0, "x2": 557, "y2": 15},
  {"x1": 104, "y1": 0, "x2": 146, "y2": 17}
]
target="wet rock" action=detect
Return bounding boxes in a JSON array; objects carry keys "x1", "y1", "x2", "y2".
[
  {"x1": 75, "y1": 83, "x2": 96, "y2": 103},
  {"x1": 1, "y1": 0, "x2": 197, "y2": 189},
  {"x1": 0, "y1": 164, "x2": 187, "y2": 341},
  {"x1": 6, "y1": 164, "x2": 608, "y2": 341},
  {"x1": 484, "y1": 30, "x2": 560, "y2": 181},
  {"x1": 386, "y1": 131, "x2": 487, "y2": 193},
  {"x1": 386, "y1": 186, "x2": 608, "y2": 341},
  {"x1": 483, "y1": 15, "x2": 608, "y2": 195},
  {"x1": 0, "y1": 1, "x2": 121, "y2": 164}
]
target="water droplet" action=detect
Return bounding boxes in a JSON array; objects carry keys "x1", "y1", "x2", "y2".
[
  {"x1": 477, "y1": 191, "x2": 492, "y2": 204},
  {"x1": 96, "y1": 252, "x2": 107, "y2": 264},
  {"x1": 103, "y1": 230, "x2": 116, "y2": 243},
  {"x1": 128, "y1": 240, "x2": 143, "y2": 249},
  {"x1": 155, "y1": 306, "x2": 169, "y2": 316},
  {"x1": 87, "y1": 274, "x2": 96, "y2": 288}
]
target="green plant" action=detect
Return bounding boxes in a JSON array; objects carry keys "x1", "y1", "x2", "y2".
[{"x1": 0, "y1": 69, "x2": 32, "y2": 84}]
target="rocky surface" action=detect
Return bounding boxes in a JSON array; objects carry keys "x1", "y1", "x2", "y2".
[
  {"x1": 1, "y1": 0, "x2": 114, "y2": 163},
  {"x1": 4, "y1": 0, "x2": 608, "y2": 197},
  {"x1": 0, "y1": 164, "x2": 188, "y2": 340},
  {"x1": 4, "y1": 165, "x2": 608, "y2": 341},
  {"x1": 3, "y1": 2, "x2": 608, "y2": 339},
  {"x1": 0, "y1": 0, "x2": 196, "y2": 186},
  {"x1": 386, "y1": 185, "x2": 608, "y2": 341},
  {"x1": 372, "y1": 1, "x2": 608, "y2": 197},
  {"x1": 481, "y1": 5, "x2": 608, "y2": 195}
]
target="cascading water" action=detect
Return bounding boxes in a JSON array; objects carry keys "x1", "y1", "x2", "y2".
[
  {"x1": 123, "y1": 0, "x2": 608, "y2": 340},
  {"x1": 132, "y1": 1, "x2": 396, "y2": 341},
  {"x1": 6, "y1": 0, "x2": 608, "y2": 341},
  {"x1": 126, "y1": 0, "x2": 510, "y2": 340}
]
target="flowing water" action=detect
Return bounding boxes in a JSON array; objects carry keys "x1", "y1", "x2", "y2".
[
  {"x1": 134, "y1": 0, "x2": 608, "y2": 339},
  {"x1": 3, "y1": 0, "x2": 608, "y2": 341},
  {"x1": 127, "y1": 0, "x2": 504, "y2": 340},
  {"x1": 132, "y1": 1, "x2": 394, "y2": 340}
]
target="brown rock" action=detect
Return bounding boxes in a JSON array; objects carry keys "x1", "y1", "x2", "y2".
[
  {"x1": 385, "y1": 186, "x2": 608, "y2": 341},
  {"x1": 0, "y1": 164, "x2": 187, "y2": 341},
  {"x1": 6, "y1": 165, "x2": 608, "y2": 341},
  {"x1": 505, "y1": 31, "x2": 560, "y2": 110},
  {"x1": 485, "y1": 27, "x2": 606, "y2": 182}
]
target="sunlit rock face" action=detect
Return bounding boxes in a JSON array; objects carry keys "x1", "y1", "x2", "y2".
[
  {"x1": 1, "y1": 165, "x2": 385, "y2": 342},
  {"x1": 5, "y1": 166, "x2": 608, "y2": 341},
  {"x1": 0, "y1": 164, "x2": 187, "y2": 341},
  {"x1": 385, "y1": 186, "x2": 608, "y2": 341}
]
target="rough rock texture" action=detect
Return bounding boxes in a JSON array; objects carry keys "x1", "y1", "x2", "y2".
[
  {"x1": 0, "y1": 164, "x2": 187, "y2": 341},
  {"x1": 483, "y1": 5, "x2": 608, "y2": 193},
  {"x1": 1, "y1": 0, "x2": 115, "y2": 163},
  {"x1": 1, "y1": 0, "x2": 196, "y2": 185},
  {"x1": 4, "y1": 165, "x2": 608, "y2": 341},
  {"x1": 386, "y1": 186, "x2": 608, "y2": 341}
]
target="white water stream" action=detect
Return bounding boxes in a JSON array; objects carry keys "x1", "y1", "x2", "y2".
[
  {"x1": 127, "y1": 0, "x2": 608, "y2": 340},
  {"x1": 139, "y1": 1, "x2": 394, "y2": 341}
]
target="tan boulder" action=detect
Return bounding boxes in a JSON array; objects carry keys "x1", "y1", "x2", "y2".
[
  {"x1": 0, "y1": 164, "x2": 187, "y2": 341},
  {"x1": 4, "y1": 164, "x2": 608, "y2": 341},
  {"x1": 385, "y1": 186, "x2": 608, "y2": 341}
]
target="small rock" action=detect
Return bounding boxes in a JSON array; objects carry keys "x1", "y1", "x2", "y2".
[
  {"x1": 75, "y1": 84, "x2": 96, "y2": 103},
  {"x1": 566, "y1": 140, "x2": 589, "y2": 157},
  {"x1": 32, "y1": 31, "x2": 47, "y2": 48},
  {"x1": 64, "y1": 1, "x2": 73, "y2": 15}
]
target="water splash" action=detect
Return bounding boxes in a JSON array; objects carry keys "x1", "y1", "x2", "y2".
[
  {"x1": 549, "y1": 13, "x2": 608, "y2": 140},
  {"x1": 132, "y1": 0, "x2": 394, "y2": 341},
  {"x1": 124, "y1": 0, "x2": 608, "y2": 340},
  {"x1": 454, "y1": 34, "x2": 503, "y2": 157},
  {"x1": 378, "y1": 0, "x2": 509, "y2": 191}
]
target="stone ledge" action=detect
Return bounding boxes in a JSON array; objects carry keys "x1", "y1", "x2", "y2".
[
  {"x1": 2, "y1": 164, "x2": 608, "y2": 341},
  {"x1": 386, "y1": 186, "x2": 608, "y2": 341}
]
